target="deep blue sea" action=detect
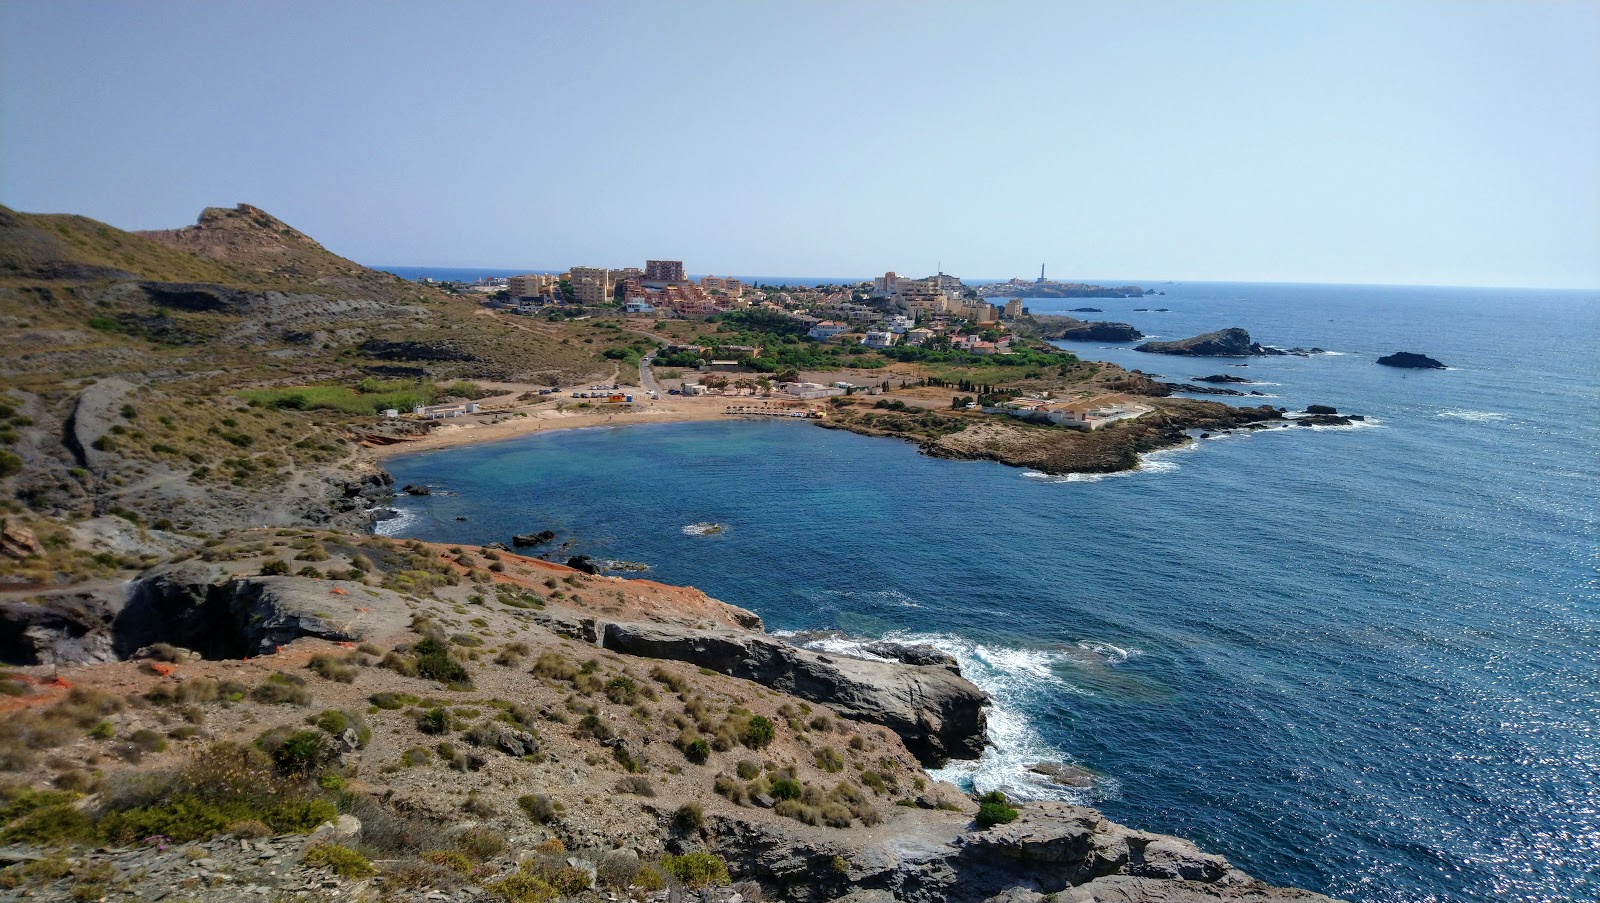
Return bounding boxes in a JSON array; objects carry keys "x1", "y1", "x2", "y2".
[{"x1": 377, "y1": 282, "x2": 1598, "y2": 903}]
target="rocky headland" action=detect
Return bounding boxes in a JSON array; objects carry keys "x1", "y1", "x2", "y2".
[
  {"x1": 977, "y1": 281, "x2": 1147, "y2": 300},
  {"x1": 1135, "y1": 329, "x2": 1325, "y2": 358}
]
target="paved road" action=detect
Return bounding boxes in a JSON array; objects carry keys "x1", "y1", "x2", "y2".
[{"x1": 638, "y1": 349, "x2": 663, "y2": 397}]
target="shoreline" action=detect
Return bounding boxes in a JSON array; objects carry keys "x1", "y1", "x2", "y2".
[{"x1": 363, "y1": 399, "x2": 755, "y2": 459}]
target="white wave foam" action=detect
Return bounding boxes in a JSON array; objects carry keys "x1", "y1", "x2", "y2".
[
  {"x1": 798, "y1": 637, "x2": 899, "y2": 663},
  {"x1": 1294, "y1": 417, "x2": 1383, "y2": 432},
  {"x1": 1023, "y1": 445, "x2": 1188, "y2": 483},
  {"x1": 1076, "y1": 640, "x2": 1140, "y2": 665},
  {"x1": 372, "y1": 507, "x2": 419, "y2": 537},
  {"x1": 681, "y1": 522, "x2": 726, "y2": 536},
  {"x1": 1437, "y1": 409, "x2": 1507, "y2": 422},
  {"x1": 873, "y1": 631, "x2": 1105, "y2": 803}
]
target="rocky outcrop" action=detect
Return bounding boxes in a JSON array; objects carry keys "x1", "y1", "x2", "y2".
[
  {"x1": 1158, "y1": 382, "x2": 1245, "y2": 396},
  {"x1": 1135, "y1": 329, "x2": 1265, "y2": 357},
  {"x1": 600, "y1": 621, "x2": 988, "y2": 766},
  {"x1": 1194, "y1": 374, "x2": 1253, "y2": 384},
  {"x1": 0, "y1": 588, "x2": 121, "y2": 665},
  {"x1": 1376, "y1": 351, "x2": 1445, "y2": 369},
  {"x1": 707, "y1": 801, "x2": 1340, "y2": 903},
  {"x1": 117, "y1": 565, "x2": 411, "y2": 658}
]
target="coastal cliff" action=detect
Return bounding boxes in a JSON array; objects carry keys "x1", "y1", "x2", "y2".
[{"x1": 0, "y1": 532, "x2": 1339, "y2": 903}]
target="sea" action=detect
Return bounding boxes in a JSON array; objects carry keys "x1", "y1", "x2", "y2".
[{"x1": 374, "y1": 282, "x2": 1598, "y2": 903}]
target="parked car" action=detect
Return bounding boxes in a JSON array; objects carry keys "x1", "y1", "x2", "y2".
[{"x1": 668, "y1": 389, "x2": 681, "y2": 395}]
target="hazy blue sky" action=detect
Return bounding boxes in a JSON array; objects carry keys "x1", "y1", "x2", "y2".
[{"x1": 3, "y1": 1, "x2": 1596, "y2": 287}]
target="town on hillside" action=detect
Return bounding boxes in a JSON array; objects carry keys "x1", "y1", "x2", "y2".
[{"x1": 394, "y1": 263, "x2": 1152, "y2": 435}]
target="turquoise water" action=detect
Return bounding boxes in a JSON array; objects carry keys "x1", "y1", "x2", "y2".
[{"x1": 379, "y1": 283, "x2": 1598, "y2": 903}]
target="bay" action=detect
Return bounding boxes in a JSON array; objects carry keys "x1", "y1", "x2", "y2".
[{"x1": 379, "y1": 282, "x2": 1599, "y2": 903}]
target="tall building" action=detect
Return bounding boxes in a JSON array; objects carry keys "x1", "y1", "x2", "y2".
[
  {"x1": 508, "y1": 274, "x2": 556, "y2": 299},
  {"x1": 645, "y1": 260, "x2": 686, "y2": 283}
]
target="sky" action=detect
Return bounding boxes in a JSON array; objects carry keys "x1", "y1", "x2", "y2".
[{"x1": 2, "y1": 1, "x2": 1597, "y2": 288}]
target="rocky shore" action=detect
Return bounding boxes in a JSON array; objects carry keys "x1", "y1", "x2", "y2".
[
  {"x1": 820, "y1": 397, "x2": 1287, "y2": 476},
  {"x1": 0, "y1": 532, "x2": 1341, "y2": 902}
]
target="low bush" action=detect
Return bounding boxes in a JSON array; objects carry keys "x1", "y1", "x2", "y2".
[
  {"x1": 517, "y1": 792, "x2": 561, "y2": 824},
  {"x1": 814, "y1": 746, "x2": 844, "y2": 773},
  {"x1": 412, "y1": 636, "x2": 473, "y2": 688},
  {"x1": 307, "y1": 654, "x2": 359, "y2": 683},
  {"x1": 453, "y1": 825, "x2": 506, "y2": 860},
  {"x1": 742, "y1": 715, "x2": 774, "y2": 750},
  {"x1": 303, "y1": 842, "x2": 376, "y2": 879},
  {"x1": 615, "y1": 775, "x2": 655, "y2": 797},
  {"x1": 673, "y1": 802, "x2": 704, "y2": 832},
  {"x1": 662, "y1": 852, "x2": 730, "y2": 888},
  {"x1": 369, "y1": 691, "x2": 419, "y2": 710},
  {"x1": 976, "y1": 790, "x2": 1019, "y2": 829},
  {"x1": 250, "y1": 672, "x2": 311, "y2": 706},
  {"x1": 96, "y1": 742, "x2": 336, "y2": 844},
  {"x1": 416, "y1": 707, "x2": 450, "y2": 735}
]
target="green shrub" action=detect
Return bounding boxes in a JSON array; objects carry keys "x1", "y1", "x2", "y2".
[
  {"x1": 814, "y1": 746, "x2": 844, "y2": 773},
  {"x1": 742, "y1": 715, "x2": 774, "y2": 749},
  {"x1": 673, "y1": 802, "x2": 704, "y2": 832},
  {"x1": 662, "y1": 852, "x2": 730, "y2": 888},
  {"x1": 303, "y1": 842, "x2": 376, "y2": 878},
  {"x1": 0, "y1": 451, "x2": 21, "y2": 478},
  {"x1": 369, "y1": 691, "x2": 418, "y2": 710},
  {"x1": 682, "y1": 736, "x2": 711, "y2": 765},
  {"x1": 488, "y1": 868, "x2": 558, "y2": 902},
  {"x1": 307, "y1": 654, "x2": 358, "y2": 683},
  {"x1": 258, "y1": 728, "x2": 336, "y2": 775},
  {"x1": 412, "y1": 636, "x2": 472, "y2": 688},
  {"x1": 976, "y1": 790, "x2": 1019, "y2": 829},
  {"x1": 416, "y1": 707, "x2": 450, "y2": 735},
  {"x1": 260, "y1": 559, "x2": 291, "y2": 576},
  {"x1": 250, "y1": 672, "x2": 311, "y2": 705},
  {"x1": 453, "y1": 825, "x2": 506, "y2": 861},
  {"x1": 0, "y1": 788, "x2": 94, "y2": 845},
  {"x1": 770, "y1": 778, "x2": 802, "y2": 801},
  {"x1": 422, "y1": 848, "x2": 473, "y2": 873},
  {"x1": 604, "y1": 675, "x2": 638, "y2": 705},
  {"x1": 517, "y1": 793, "x2": 561, "y2": 824}
]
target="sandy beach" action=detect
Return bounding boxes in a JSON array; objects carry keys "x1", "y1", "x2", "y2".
[{"x1": 363, "y1": 397, "x2": 748, "y2": 459}]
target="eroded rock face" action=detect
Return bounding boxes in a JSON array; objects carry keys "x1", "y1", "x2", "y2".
[
  {"x1": 0, "y1": 590, "x2": 121, "y2": 665},
  {"x1": 601, "y1": 621, "x2": 989, "y2": 766},
  {"x1": 117, "y1": 565, "x2": 410, "y2": 658}
]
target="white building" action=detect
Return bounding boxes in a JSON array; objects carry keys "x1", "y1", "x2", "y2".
[
  {"x1": 807, "y1": 320, "x2": 850, "y2": 340},
  {"x1": 862, "y1": 330, "x2": 895, "y2": 349}
]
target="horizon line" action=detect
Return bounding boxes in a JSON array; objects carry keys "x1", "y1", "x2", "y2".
[{"x1": 366, "y1": 265, "x2": 1600, "y2": 294}]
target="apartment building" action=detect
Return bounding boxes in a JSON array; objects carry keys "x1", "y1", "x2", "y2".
[{"x1": 645, "y1": 260, "x2": 687, "y2": 284}]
